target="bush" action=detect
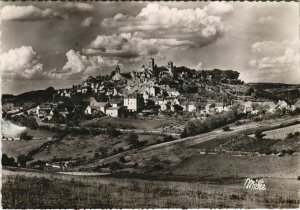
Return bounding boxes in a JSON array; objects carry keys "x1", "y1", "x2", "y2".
[
  {"x1": 254, "y1": 130, "x2": 265, "y2": 139},
  {"x1": 127, "y1": 132, "x2": 139, "y2": 145},
  {"x1": 2, "y1": 154, "x2": 17, "y2": 167},
  {"x1": 119, "y1": 157, "x2": 126, "y2": 163},
  {"x1": 163, "y1": 135, "x2": 174, "y2": 142},
  {"x1": 109, "y1": 161, "x2": 122, "y2": 171},
  {"x1": 20, "y1": 132, "x2": 33, "y2": 141},
  {"x1": 17, "y1": 154, "x2": 33, "y2": 167},
  {"x1": 235, "y1": 121, "x2": 242, "y2": 126},
  {"x1": 223, "y1": 125, "x2": 231, "y2": 132},
  {"x1": 106, "y1": 126, "x2": 120, "y2": 139},
  {"x1": 286, "y1": 149, "x2": 295, "y2": 155}
]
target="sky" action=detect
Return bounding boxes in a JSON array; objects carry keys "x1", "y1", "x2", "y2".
[{"x1": 1, "y1": 1, "x2": 299, "y2": 95}]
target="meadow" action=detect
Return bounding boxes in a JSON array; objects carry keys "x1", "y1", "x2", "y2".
[{"x1": 2, "y1": 169, "x2": 299, "y2": 208}]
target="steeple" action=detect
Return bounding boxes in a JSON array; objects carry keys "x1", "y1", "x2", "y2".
[{"x1": 115, "y1": 65, "x2": 121, "y2": 73}]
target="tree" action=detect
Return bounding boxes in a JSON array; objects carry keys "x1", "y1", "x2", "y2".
[
  {"x1": 223, "y1": 125, "x2": 231, "y2": 132},
  {"x1": 17, "y1": 154, "x2": 33, "y2": 167},
  {"x1": 109, "y1": 161, "x2": 122, "y2": 170},
  {"x1": 106, "y1": 125, "x2": 120, "y2": 139},
  {"x1": 2, "y1": 154, "x2": 17, "y2": 166},
  {"x1": 127, "y1": 132, "x2": 139, "y2": 145},
  {"x1": 20, "y1": 132, "x2": 33, "y2": 141},
  {"x1": 254, "y1": 130, "x2": 265, "y2": 140}
]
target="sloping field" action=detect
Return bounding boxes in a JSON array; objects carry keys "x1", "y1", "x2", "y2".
[
  {"x1": 2, "y1": 139, "x2": 50, "y2": 159},
  {"x1": 171, "y1": 154, "x2": 300, "y2": 179},
  {"x1": 262, "y1": 124, "x2": 300, "y2": 140},
  {"x1": 2, "y1": 169, "x2": 299, "y2": 208}
]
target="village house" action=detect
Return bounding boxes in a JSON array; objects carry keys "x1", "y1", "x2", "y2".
[
  {"x1": 292, "y1": 99, "x2": 300, "y2": 111},
  {"x1": 85, "y1": 105, "x2": 92, "y2": 115},
  {"x1": 89, "y1": 97, "x2": 110, "y2": 113},
  {"x1": 106, "y1": 107, "x2": 122, "y2": 117},
  {"x1": 243, "y1": 101, "x2": 253, "y2": 114},
  {"x1": 110, "y1": 97, "x2": 123, "y2": 108},
  {"x1": 57, "y1": 108, "x2": 69, "y2": 117},
  {"x1": 215, "y1": 102, "x2": 225, "y2": 113},
  {"x1": 181, "y1": 101, "x2": 197, "y2": 112},
  {"x1": 123, "y1": 93, "x2": 144, "y2": 112},
  {"x1": 276, "y1": 100, "x2": 289, "y2": 110},
  {"x1": 36, "y1": 104, "x2": 52, "y2": 116}
]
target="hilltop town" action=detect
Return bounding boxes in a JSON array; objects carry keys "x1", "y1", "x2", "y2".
[{"x1": 2, "y1": 58, "x2": 300, "y2": 173}]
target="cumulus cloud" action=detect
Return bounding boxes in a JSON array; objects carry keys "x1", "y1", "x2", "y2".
[
  {"x1": 61, "y1": 2, "x2": 94, "y2": 13},
  {"x1": 1, "y1": 5, "x2": 61, "y2": 21},
  {"x1": 249, "y1": 39, "x2": 299, "y2": 83},
  {"x1": 85, "y1": 33, "x2": 192, "y2": 59},
  {"x1": 101, "y1": 3, "x2": 233, "y2": 48},
  {"x1": 81, "y1": 17, "x2": 94, "y2": 27},
  {"x1": 203, "y1": 2, "x2": 234, "y2": 15},
  {"x1": 0, "y1": 46, "x2": 44, "y2": 79},
  {"x1": 46, "y1": 50, "x2": 119, "y2": 80}
]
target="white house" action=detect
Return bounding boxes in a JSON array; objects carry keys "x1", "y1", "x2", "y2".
[
  {"x1": 106, "y1": 107, "x2": 121, "y2": 117},
  {"x1": 243, "y1": 101, "x2": 253, "y2": 113},
  {"x1": 182, "y1": 101, "x2": 197, "y2": 112},
  {"x1": 123, "y1": 93, "x2": 143, "y2": 112},
  {"x1": 85, "y1": 105, "x2": 92, "y2": 115}
]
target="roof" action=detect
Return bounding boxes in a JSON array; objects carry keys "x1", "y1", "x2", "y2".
[
  {"x1": 106, "y1": 107, "x2": 121, "y2": 110},
  {"x1": 294, "y1": 100, "x2": 300, "y2": 106},
  {"x1": 96, "y1": 102, "x2": 109, "y2": 107}
]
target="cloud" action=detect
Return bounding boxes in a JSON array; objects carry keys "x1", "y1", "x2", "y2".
[
  {"x1": 194, "y1": 62, "x2": 204, "y2": 70},
  {"x1": 203, "y1": 2, "x2": 234, "y2": 15},
  {"x1": 0, "y1": 46, "x2": 44, "y2": 79},
  {"x1": 46, "y1": 50, "x2": 119, "y2": 80},
  {"x1": 1, "y1": 5, "x2": 61, "y2": 21},
  {"x1": 85, "y1": 33, "x2": 192, "y2": 59},
  {"x1": 81, "y1": 17, "x2": 94, "y2": 27},
  {"x1": 249, "y1": 39, "x2": 299, "y2": 83},
  {"x1": 61, "y1": 2, "x2": 94, "y2": 13},
  {"x1": 257, "y1": 16, "x2": 275, "y2": 24},
  {"x1": 101, "y1": 3, "x2": 233, "y2": 48}
]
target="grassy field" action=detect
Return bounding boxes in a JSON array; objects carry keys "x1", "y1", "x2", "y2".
[
  {"x1": 261, "y1": 124, "x2": 300, "y2": 140},
  {"x1": 171, "y1": 154, "x2": 300, "y2": 179},
  {"x1": 2, "y1": 139, "x2": 50, "y2": 159},
  {"x1": 10, "y1": 132, "x2": 166, "y2": 165},
  {"x1": 81, "y1": 116, "x2": 185, "y2": 132},
  {"x1": 2, "y1": 169, "x2": 299, "y2": 208}
]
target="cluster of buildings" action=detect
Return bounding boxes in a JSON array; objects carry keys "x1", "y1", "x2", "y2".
[{"x1": 32, "y1": 58, "x2": 300, "y2": 120}]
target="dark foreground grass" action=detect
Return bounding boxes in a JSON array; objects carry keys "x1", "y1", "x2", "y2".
[{"x1": 2, "y1": 170, "x2": 299, "y2": 208}]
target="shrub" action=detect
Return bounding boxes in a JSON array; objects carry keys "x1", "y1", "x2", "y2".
[
  {"x1": 109, "y1": 161, "x2": 122, "y2": 171},
  {"x1": 254, "y1": 130, "x2": 265, "y2": 139},
  {"x1": 2, "y1": 154, "x2": 17, "y2": 167},
  {"x1": 223, "y1": 125, "x2": 231, "y2": 132},
  {"x1": 119, "y1": 157, "x2": 126, "y2": 163},
  {"x1": 286, "y1": 149, "x2": 295, "y2": 155},
  {"x1": 106, "y1": 126, "x2": 120, "y2": 139},
  {"x1": 20, "y1": 132, "x2": 33, "y2": 141},
  {"x1": 287, "y1": 133, "x2": 294, "y2": 139},
  {"x1": 127, "y1": 132, "x2": 139, "y2": 145},
  {"x1": 163, "y1": 135, "x2": 174, "y2": 142},
  {"x1": 235, "y1": 121, "x2": 242, "y2": 126}
]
